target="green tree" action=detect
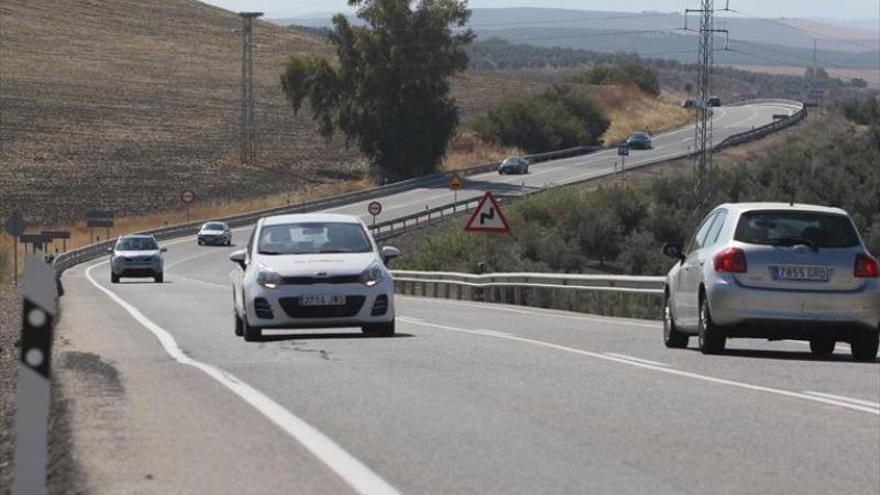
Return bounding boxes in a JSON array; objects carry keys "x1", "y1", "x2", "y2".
[{"x1": 280, "y1": 1, "x2": 474, "y2": 181}]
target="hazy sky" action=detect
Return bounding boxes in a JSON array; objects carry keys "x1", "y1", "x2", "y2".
[{"x1": 201, "y1": 1, "x2": 880, "y2": 21}]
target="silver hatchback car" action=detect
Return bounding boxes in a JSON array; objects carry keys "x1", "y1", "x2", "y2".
[{"x1": 662, "y1": 203, "x2": 880, "y2": 361}]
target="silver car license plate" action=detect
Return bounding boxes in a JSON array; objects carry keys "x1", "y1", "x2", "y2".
[
  {"x1": 300, "y1": 295, "x2": 346, "y2": 306},
  {"x1": 772, "y1": 265, "x2": 830, "y2": 282}
]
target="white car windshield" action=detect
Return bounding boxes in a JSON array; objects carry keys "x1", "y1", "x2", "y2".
[
  {"x1": 116, "y1": 238, "x2": 158, "y2": 251},
  {"x1": 204, "y1": 223, "x2": 226, "y2": 231},
  {"x1": 258, "y1": 222, "x2": 372, "y2": 255}
]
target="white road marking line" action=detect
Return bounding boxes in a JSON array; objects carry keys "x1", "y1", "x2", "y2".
[
  {"x1": 399, "y1": 296, "x2": 660, "y2": 329},
  {"x1": 604, "y1": 353, "x2": 670, "y2": 367},
  {"x1": 170, "y1": 274, "x2": 228, "y2": 290},
  {"x1": 85, "y1": 261, "x2": 401, "y2": 495},
  {"x1": 473, "y1": 328, "x2": 514, "y2": 338},
  {"x1": 398, "y1": 317, "x2": 879, "y2": 416},
  {"x1": 804, "y1": 392, "x2": 880, "y2": 409}
]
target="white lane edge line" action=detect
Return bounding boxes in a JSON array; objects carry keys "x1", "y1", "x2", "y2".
[
  {"x1": 84, "y1": 261, "x2": 401, "y2": 495},
  {"x1": 803, "y1": 391, "x2": 880, "y2": 409},
  {"x1": 604, "y1": 353, "x2": 670, "y2": 367},
  {"x1": 398, "y1": 317, "x2": 879, "y2": 416}
]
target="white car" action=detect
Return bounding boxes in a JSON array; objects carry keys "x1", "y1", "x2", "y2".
[
  {"x1": 662, "y1": 203, "x2": 880, "y2": 361},
  {"x1": 230, "y1": 213, "x2": 400, "y2": 341},
  {"x1": 109, "y1": 234, "x2": 166, "y2": 283}
]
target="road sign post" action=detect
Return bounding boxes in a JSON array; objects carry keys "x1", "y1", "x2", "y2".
[
  {"x1": 5, "y1": 211, "x2": 25, "y2": 285},
  {"x1": 617, "y1": 143, "x2": 629, "y2": 176},
  {"x1": 448, "y1": 173, "x2": 464, "y2": 212},
  {"x1": 180, "y1": 189, "x2": 196, "y2": 222},
  {"x1": 367, "y1": 201, "x2": 383, "y2": 228},
  {"x1": 86, "y1": 210, "x2": 114, "y2": 245},
  {"x1": 464, "y1": 191, "x2": 510, "y2": 272}
]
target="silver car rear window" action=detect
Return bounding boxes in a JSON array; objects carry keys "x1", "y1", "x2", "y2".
[{"x1": 734, "y1": 210, "x2": 859, "y2": 248}]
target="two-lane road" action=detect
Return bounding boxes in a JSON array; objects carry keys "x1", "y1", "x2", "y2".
[{"x1": 52, "y1": 101, "x2": 880, "y2": 495}]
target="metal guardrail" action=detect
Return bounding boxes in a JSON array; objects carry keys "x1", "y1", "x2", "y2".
[
  {"x1": 716, "y1": 104, "x2": 807, "y2": 149},
  {"x1": 392, "y1": 270, "x2": 665, "y2": 314}
]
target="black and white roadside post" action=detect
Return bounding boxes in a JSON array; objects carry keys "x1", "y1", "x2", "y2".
[
  {"x1": 5, "y1": 210, "x2": 25, "y2": 286},
  {"x1": 617, "y1": 143, "x2": 629, "y2": 178},
  {"x1": 12, "y1": 255, "x2": 58, "y2": 495},
  {"x1": 181, "y1": 188, "x2": 196, "y2": 222},
  {"x1": 368, "y1": 201, "x2": 382, "y2": 230}
]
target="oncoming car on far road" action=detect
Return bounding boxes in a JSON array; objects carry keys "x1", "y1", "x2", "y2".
[
  {"x1": 626, "y1": 131, "x2": 652, "y2": 150},
  {"x1": 108, "y1": 234, "x2": 167, "y2": 284},
  {"x1": 498, "y1": 156, "x2": 529, "y2": 175},
  {"x1": 198, "y1": 221, "x2": 232, "y2": 246},
  {"x1": 229, "y1": 213, "x2": 401, "y2": 342},
  {"x1": 662, "y1": 203, "x2": 880, "y2": 361}
]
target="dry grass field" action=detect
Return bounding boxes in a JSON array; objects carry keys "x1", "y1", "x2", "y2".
[
  {"x1": 0, "y1": 0, "x2": 549, "y2": 229},
  {"x1": 593, "y1": 84, "x2": 691, "y2": 145}
]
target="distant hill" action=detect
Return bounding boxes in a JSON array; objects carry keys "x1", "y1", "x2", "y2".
[{"x1": 271, "y1": 7, "x2": 879, "y2": 70}]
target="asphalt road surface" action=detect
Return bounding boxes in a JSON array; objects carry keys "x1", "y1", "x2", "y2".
[{"x1": 54, "y1": 101, "x2": 880, "y2": 494}]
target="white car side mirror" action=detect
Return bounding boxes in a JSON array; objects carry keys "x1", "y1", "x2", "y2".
[
  {"x1": 381, "y1": 246, "x2": 401, "y2": 265},
  {"x1": 229, "y1": 249, "x2": 247, "y2": 270}
]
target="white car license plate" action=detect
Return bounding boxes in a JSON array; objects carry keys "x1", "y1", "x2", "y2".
[
  {"x1": 773, "y1": 265, "x2": 830, "y2": 282},
  {"x1": 300, "y1": 295, "x2": 346, "y2": 306}
]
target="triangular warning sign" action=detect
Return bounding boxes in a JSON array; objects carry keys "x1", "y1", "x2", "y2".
[{"x1": 464, "y1": 191, "x2": 510, "y2": 233}]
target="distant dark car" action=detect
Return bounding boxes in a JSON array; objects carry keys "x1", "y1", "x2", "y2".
[
  {"x1": 681, "y1": 99, "x2": 696, "y2": 108},
  {"x1": 707, "y1": 96, "x2": 722, "y2": 107},
  {"x1": 498, "y1": 156, "x2": 529, "y2": 175},
  {"x1": 198, "y1": 221, "x2": 232, "y2": 246},
  {"x1": 626, "y1": 132, "x2": 652, "y2": 150}
]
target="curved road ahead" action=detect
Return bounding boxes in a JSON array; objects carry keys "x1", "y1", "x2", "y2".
[{"x1": 54, "y1": 101, "x2": 880, "y2": 494}]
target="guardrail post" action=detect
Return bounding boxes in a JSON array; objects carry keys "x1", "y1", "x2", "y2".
[
  {"x1": 443, "y1": 283, "x2": 450, "y2": 299},
  {"x1": 596, "y1": 291, "x2": 605, "y2": 316},
  {"x1": 514, "y1": 286, "x2": 521, "y2": 306}
]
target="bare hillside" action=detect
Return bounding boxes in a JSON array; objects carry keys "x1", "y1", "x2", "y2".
[{"x1": 0, "y1": 0, "x2": 546, "y2": 225}]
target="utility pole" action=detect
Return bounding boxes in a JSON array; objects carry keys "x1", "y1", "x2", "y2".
[
  {"x1": 238, "y1": 12, "x2": 262, "y2": 164},
  {"x1": 685, "y1": 0, "x2": 727, "y2": 216},
  {"x1": 809, "y1": 39, "x2": 823, "y2": 107}
]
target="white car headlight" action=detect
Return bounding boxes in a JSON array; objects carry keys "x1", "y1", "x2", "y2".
[
  {"x1": 359, "y1": 262, "x2": 385, "y2": 287},
  {"x1": 257, "y1": 267, "x2": 282, "y2": 289}
]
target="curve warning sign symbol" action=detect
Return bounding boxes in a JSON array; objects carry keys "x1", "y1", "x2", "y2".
[{"x1": 464, "y1": 191, "x2": 509, "y2": 233}]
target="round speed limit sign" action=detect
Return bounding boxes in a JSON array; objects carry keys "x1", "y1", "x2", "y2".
[
  {"x1": 180, "y1": 188, "x2": 196, "y2": 204},
  {"x1": 368, "y1": 201, "x2": 382, "y2": 217}
]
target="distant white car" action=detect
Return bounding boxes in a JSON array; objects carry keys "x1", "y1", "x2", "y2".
[
  {"x1": 662, "y1": 203, "x2": 880, "y2": 361},
  {"x1": 230, "y1": 213, "x2": 400, "y2": 341},
  {"x1": 198, "y1": 221, "x2": 232, "y2": 246},
  {"x1": 109, "y1": 234, "x2": 166, "y2": 284}
]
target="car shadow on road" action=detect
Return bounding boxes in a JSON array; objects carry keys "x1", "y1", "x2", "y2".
[
  {"x1": 258, "y1": 332, "x2": 414, "y2": 342},
  {"x1": 689, "y1": 347, "x2": 880, "y2": 364}
]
